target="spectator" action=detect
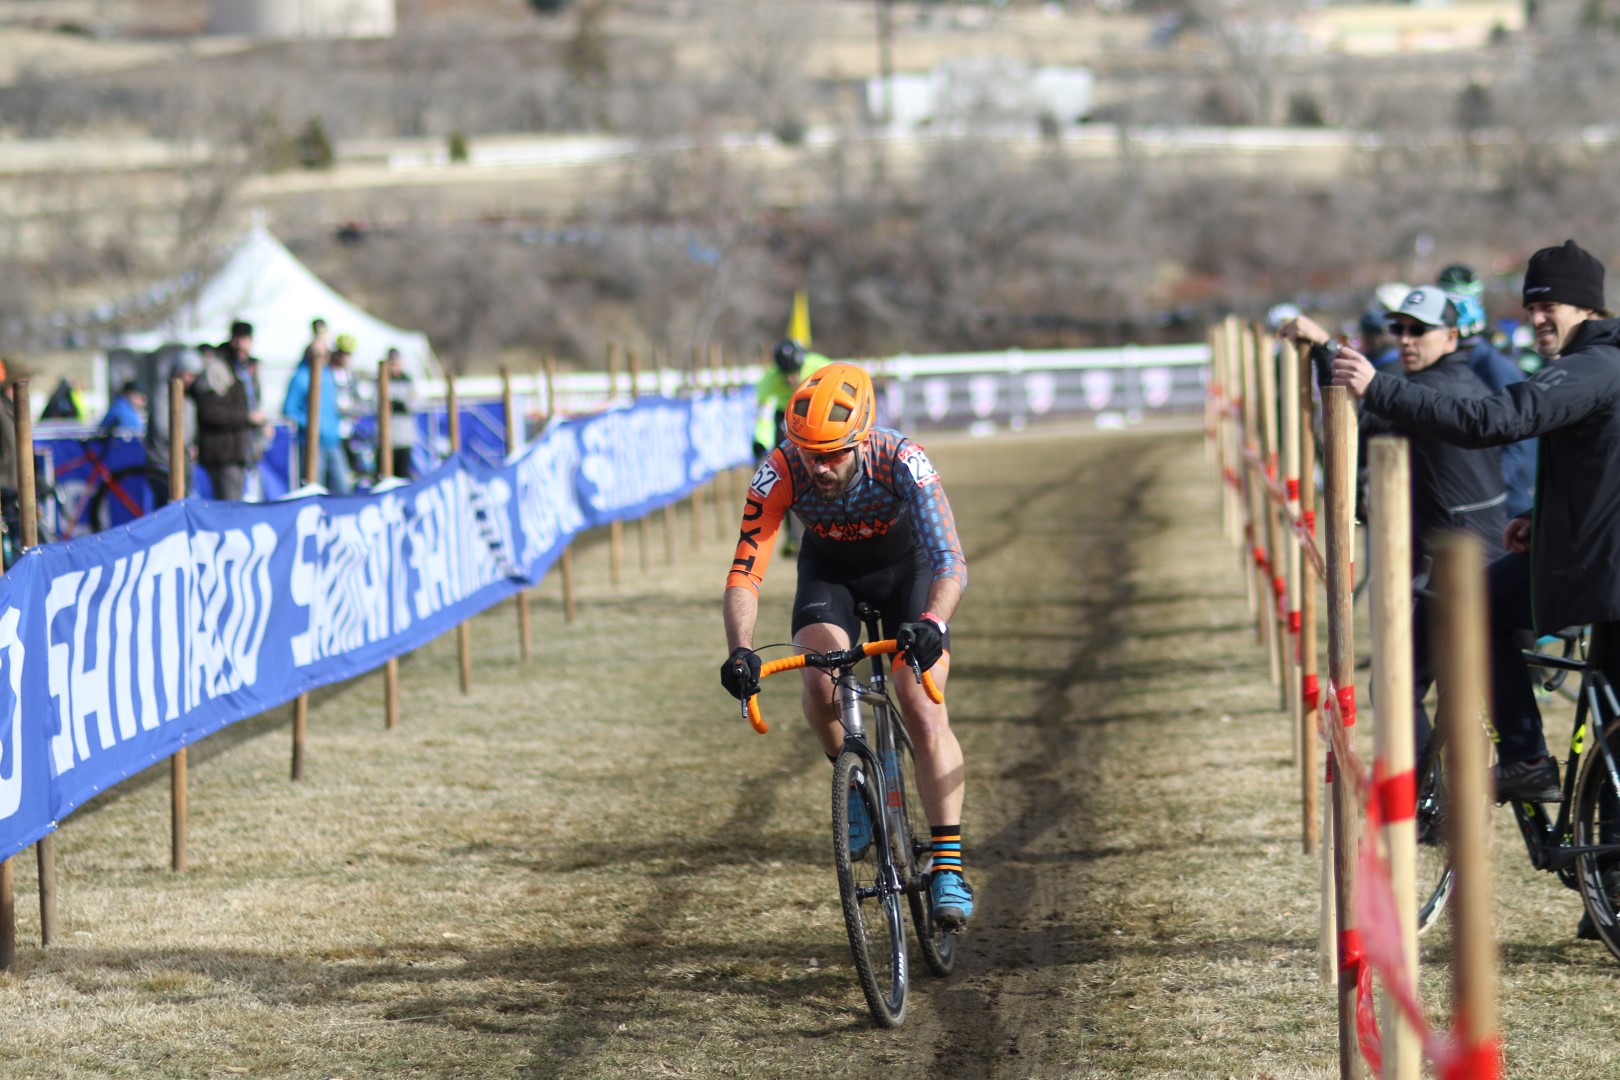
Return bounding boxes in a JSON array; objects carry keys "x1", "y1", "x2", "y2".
[
  {"x1": 329, "y1": 334, "x2": 369, "y2": 478},
  {"x1": 281, "y1": 337, "x2": 350, "y2": 495},
  {"x1": 1440, "y1": 268, "x2": 1538, "y2": 519},
  {"x1": 192, "y1": 340, "x2": 266, "y2": 501},
  {"x1": 383, "y1": 347, "x2": 418, "y2": 480},
  {"x1": 218, "y1": 321, "x2": 268, "y2": 495},
  {"x1": 1286, "y1": 287, "x2": 1508, "y2": 758},
  {"x1": 143, "y1": 348, "x2": 203, "y2": 509},
  {"x1": 98, "y1": 381, "x2": 146, "y2": 435},
  {"x1": 1331, "y1": 239, "x2": 1620, "y2": 880}
]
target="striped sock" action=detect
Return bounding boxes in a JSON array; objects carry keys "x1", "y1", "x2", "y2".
[{"x1": 930, "y1": 825, "x2": 962, "y2": 877}]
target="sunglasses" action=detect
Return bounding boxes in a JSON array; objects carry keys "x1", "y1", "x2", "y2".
[
  {"x1": 800, "y1": 446, "x2": 856, "y2": 466},
  {"x1": 1386, "y1": 321, "x2": 1442, "y2": 339}
]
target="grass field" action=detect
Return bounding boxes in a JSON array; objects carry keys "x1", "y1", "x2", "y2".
[{"x1": 0, "y1": 422, "x2": 1616, "y2": 1078}]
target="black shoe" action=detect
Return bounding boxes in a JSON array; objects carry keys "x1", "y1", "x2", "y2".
[{"x1": 1492, "y1": 756, "x2": 1562, "y2": 804}]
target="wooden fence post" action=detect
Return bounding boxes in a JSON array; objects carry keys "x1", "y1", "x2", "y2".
[
  {"x1": 1298, "y1": 346, "x2": 1321, "y2": 856},
  {"x1": 1435, "y1": 534, "x2": 1499, "y2": 1080},
  {"x1": 547, "y1": 357, "x2": 576, "y2": 624},
  {"x1": 503, "y1": 366, "x2": 532, "y2": 661},
  {"x1": 292, "y1": 351, "x2": 324, "y2": 781},
  {"x1": 1255, "y1": 325, "x2": 1286, "y2": 699},
  {"x1": 1323, "y1": 385, "x2": 1362, "y2": 1080},
  {"x1": 169, "y1": 377, "x2": 190, "y2": 871},
  {"x1": 1370, "y1": 437, "x2": 1419, "y2": 1080},
  {"x1": 379, "y1": 359, "x2": 401, "y2": 728},
  {"x1": 449, "y1": 377, "x2": 472, "y2": 694},
  {"x1": 13, "y1": 381, "x2": 56, "y2": 943},
  {"x1": 629, "y1": 350, "x2": 651, "y2": 573},
  {"x1": 608, "y1": 344, "x2": 624, "y2": 586},
  {"x1": 1281, "y1": 338, "x2": 1304, "y2": 769}
]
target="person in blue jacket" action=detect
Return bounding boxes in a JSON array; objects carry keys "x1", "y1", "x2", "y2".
[{"x1": 281, "y1": 346, "x2": 351, "y2": 495}]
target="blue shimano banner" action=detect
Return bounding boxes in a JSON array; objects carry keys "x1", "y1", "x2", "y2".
[{"x1": 0, "y1": 390, "x2": 753, "y2": 862}]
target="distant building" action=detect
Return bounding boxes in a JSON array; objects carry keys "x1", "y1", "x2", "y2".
[
  {"x1": 867, "y1": 59, "x2": 1094, "y2": 134},
  {"x1": 210, "y1": 0, "x2": 395, "y2": 39}
]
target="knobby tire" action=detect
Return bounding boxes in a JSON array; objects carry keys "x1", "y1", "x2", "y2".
[{"x1": 832, "y1": 748, "x2": 908, "y2": 1027}]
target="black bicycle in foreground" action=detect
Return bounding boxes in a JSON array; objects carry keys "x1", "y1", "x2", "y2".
[
  {"x1": 740, "y1": 604, "x2": 957, "y2": 1026},
  {"x1": 1416, "y1": 627, "x2": 1620, "y2": 959}
]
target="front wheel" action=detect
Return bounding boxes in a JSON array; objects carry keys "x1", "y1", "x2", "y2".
[
  {"x1": 1572, "y1": 716, "x2": 1620, "y2": 961},
  {"x1": 833, "y1": 749, "x2": 908, "y2": 1026},
  {"x1": 1413, "y1": 737, "x2": 1455, "y2": 933}
]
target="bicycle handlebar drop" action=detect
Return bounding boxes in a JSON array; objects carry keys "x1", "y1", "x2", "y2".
[{"x1": 742, "y1": 639, "x2": 944, "y2": 734}]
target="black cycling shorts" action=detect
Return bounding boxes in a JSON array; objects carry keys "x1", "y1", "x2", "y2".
[{"x1": 791, "y1": 542, "x2": 951, "y2": 652}]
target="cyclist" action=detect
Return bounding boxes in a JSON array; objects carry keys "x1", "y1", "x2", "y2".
[
  {"x1": 719, "y1": 362, "x2": 975, "y2": 929},
  {"x1": 754, "y1": 339, "x2": 831, "y2": 556},
  {"x1": 1332, "y1": 240, "x2": 1620, "y2": 826}
]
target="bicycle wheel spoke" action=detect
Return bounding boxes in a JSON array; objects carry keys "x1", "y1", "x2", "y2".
[
  {"x1": 1574, "y1": 717, "x2": 1620, "y2": 961},
  {"x1": 833, "y1": 750, "x2": 908, "y2": 1026}
]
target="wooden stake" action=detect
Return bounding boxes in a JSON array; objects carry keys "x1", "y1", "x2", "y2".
[
  {"x1": 169, "y1": 377, "x2": 189, "y2": 872},
  {"x1": 658, "y1": 350, "x2": 677, "y2": 566},
  {"x1": 14, "y1": 381, "x2": 55, "y2": 945},
  {"x1": 292, "y1": 352, "x2": 324, "y2": 781},
  {"x1": 1255, "y1": 326, "x2": 1286, "y2": 700},
  {"x1": 1281, "y1": 338, "x2": 1304, "y2": 768},
  {"x1": 690, "y1": 347, "x2": 705, "y2": 551},
  {"x1": 449, "y1": 377, "x2": 472, "y2": 695},
  {"x1": 1322, "y1": 386, "x2": 1362, "y2": 1080},
  {"x1": 1369, "y1": 437, "x2": 1419, "y2": 1080},
  {"x1": 1435, "y1": 534, "x2": 1499, "y2": 1078},
  {"x1": 379, "y1": 359, "x2": 400, "y2": 729},
  {"x1": 545, "y1": 357, "x2": 576, "y2": 624},
  {"x1": 629, "y1": 350, "x2": 651, "y2": 573},
  {"x1": 0, "y1": 856, "x2": 12, "y2": 971},
  {"x1": 1298, "y1": 346, "x2": 1321, "y2": 856},
  {"x1": 503, "y1": 366, "x2": 531, "y2": 661},
  {"x1": 608, "y1": 345, "x2": 624, "y2": 586}
]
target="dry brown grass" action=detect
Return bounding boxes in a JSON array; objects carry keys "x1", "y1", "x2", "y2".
[{"x1": 0, "y1": 423, "x2": 1617, "y2": 1078}]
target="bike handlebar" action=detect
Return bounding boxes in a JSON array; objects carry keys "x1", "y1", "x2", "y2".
[{"x1": 742, "y1": 639, "x2": 944, "y2": 734}]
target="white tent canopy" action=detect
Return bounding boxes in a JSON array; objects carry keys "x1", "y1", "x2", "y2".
[{"x1": 112, "y1": 222, "x2": 440, "y2": 418}]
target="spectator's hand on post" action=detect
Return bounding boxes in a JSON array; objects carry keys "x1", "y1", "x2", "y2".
[
  {"x1": 1504, "y1": 516, "x2": 1532, "y2": 554},
  {"x1": 1330, "y1": 346, "x2": 1376, "y2": 399},
  {"x1": 1279, "y1": 314, "x2": 1330, "y2": 348},
  {"x1": 720, "y1": 647, "x2": 761, "y2": 700}
]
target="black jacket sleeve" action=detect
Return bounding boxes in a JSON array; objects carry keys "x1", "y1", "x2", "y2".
[{"x1": 1362, "y1": 351, "x2": 1618, "y2": 449}]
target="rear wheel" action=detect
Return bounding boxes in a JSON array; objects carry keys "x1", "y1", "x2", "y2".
[
  {"x1": 1413, "y1": 736, "x2": 1455, "y2": 933},
  {"x1": 889, "y1": 710, "x2": 957, "y2": 976},
  {"x1": 1572, "y1": 714, "x2": 1620, "y2": 961},
  {"x1": 833, "y1": 749, "x2": 908, "y2": 1026}
]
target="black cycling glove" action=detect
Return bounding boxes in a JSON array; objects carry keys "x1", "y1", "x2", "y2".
[
  {"x1": 720, "y1": 647, "x2": 762, "y2": 700},
  {"x1": 896, "y1": 619, "x2": 945, "y2": 673}
]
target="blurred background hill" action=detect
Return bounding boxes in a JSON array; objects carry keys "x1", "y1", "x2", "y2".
[{"x1": 2, "y1": 0, "x2": 1618, "y2": 381}]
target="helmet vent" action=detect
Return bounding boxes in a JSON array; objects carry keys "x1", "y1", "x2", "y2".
[
  {"x1": 829, "y1": 404, "x2": 851, "y2": 422},
  {"x1": 793, "y1": 398, "x2": 810, "y2": 417}
]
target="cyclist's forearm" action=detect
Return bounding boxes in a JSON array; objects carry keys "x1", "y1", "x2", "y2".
[
  {"x1": 922, "y1": 578, "x2": 963, "y2": 627},
  {"x1": 723, "y1": 585, "x2": 760, "y2": 652}
]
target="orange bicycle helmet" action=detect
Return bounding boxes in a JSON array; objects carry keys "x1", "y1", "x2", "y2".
[{"x1": 784, "y1": 362, "x2": 875, "y2": 452}]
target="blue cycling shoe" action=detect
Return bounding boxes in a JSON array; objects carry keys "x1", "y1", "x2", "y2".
[
  {"x1": 929, "y1": 870, "x2": 975, "y2": 929},
  {"x1": 845, "y1": 779, "x2": 872, "y2": 860}
]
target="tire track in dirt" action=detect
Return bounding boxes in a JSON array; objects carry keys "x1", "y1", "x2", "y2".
[{"x1": 889, "y1": 429, "x2": 1184, "y2": 1077}]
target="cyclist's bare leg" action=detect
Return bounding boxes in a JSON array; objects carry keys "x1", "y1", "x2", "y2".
[
  {"x1": 796, "y1": 621, "x2": 852, "y2": 757},
  {"x1": 895, "y1": 662, "x2": 963, "y2": 828}
]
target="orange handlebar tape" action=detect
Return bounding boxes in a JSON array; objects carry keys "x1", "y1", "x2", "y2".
[{"x1": 746, "y1": 695, "x2": 768, "y2": 734}]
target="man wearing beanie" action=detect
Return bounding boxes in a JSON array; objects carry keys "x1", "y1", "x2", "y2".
[{"x1": 1330, "y1": 240, "x2": 1620, "y2": 938}]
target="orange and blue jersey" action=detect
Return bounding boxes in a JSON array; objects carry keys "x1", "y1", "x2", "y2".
[{"x1": 726, "y1": 427, "x2": 967, "y2": 593}]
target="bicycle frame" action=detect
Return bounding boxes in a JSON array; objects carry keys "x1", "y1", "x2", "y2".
[{"x1": 1511, "y1": 650, "x2": 1620, "y2": 881}]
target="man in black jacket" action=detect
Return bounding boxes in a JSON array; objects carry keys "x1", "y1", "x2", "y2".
[
  {"x1": 1285, "y1": 287, "x2": 1508, "y2": 757},
  {"x1": 1332, "y1": 240, "x2": 1620, "y2": 812}
]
